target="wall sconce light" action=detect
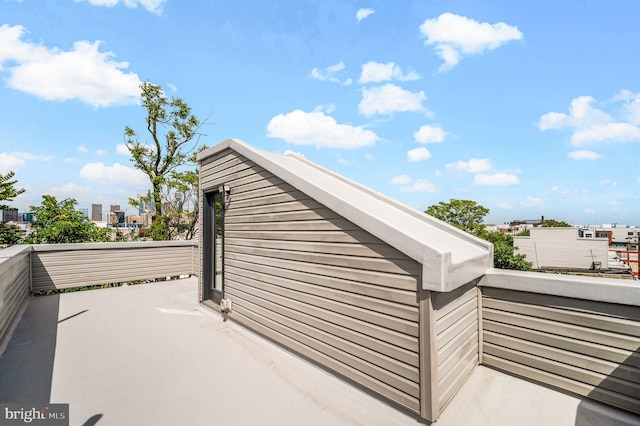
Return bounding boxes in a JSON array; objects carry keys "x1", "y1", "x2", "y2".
[{"x1": 218, "y1": 184, "x2": 231, "y2": 195}]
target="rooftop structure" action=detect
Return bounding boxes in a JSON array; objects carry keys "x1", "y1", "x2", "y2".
[
  {"x1": 1, "y1": 138, "x2": 639, "y2": 424},
  {"x1": 515, "y1": 227, "x2": 612, "y2": 271}
]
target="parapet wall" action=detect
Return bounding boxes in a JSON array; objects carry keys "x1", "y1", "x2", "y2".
[{"x1": 479, "y1": 269, "x2": 640, "y2": 415}]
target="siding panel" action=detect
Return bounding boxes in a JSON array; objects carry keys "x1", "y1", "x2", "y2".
[
  {"x1": 433, "y1": 283, "x2": 479, "y2": 412},
  {"x1": 482, "y1": 287, "x2": 640, "y2": 415},
  {"x1": 0, "y1": 247, "x2": 31, "y2": 346},
  {"x1": 31, "y1": 242, "x2": 197, "y2": 291},
  {"x1": 199, "y1": 149, "x2": 421, "y2": 413}
]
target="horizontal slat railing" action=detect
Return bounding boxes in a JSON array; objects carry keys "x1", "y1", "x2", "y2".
[
  {"x1": 31, "y1": 241, "x2": 199, "y2": 291},
  {"x1": 1, "y1": 241, "x2": 199, "y2": 352},
  {"x1": 479, "y1": 269, "x2": 640, "y2": 415},
  {"x1": 0, "y1": 245, "x2": 32, "y2": 348}
]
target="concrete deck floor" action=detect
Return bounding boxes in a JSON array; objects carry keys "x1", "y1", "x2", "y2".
[{"x1": 0, "y1": 277, "x2": 638, "y2": 426}]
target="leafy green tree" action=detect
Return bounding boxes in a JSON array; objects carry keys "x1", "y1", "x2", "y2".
[
  {"x1": 25, "y1": 196, "x2": 111, "y2": 244},
  {"x1": 129, "y1": 150, "x2": 204, "y2": 241},
  {"x1": 484, "y1": 231, "x2": 532, "y2": 271},
  {"x1": 542, "y1": 218, "x2": 571, "y2": 227},
  {"x1": 425, "y1": 199, "x2": 532, "y2": 271},
  {"x1": 425, "y1": 199, "x2": 489, "y2": 237},
  {"x1": 162, "y1": 167, "x2": 200, "y2": 240},
  {"x1": 0, "y1": 171, "x2": 25, "y2": 209},
  {"x1": 0, "y1": 171, "x2": 25, "y2": 246},
  {"x1": 124, "y1": 82, "x2": 207, "y2": 240},
  {"x1": 0, "y1": 222, "x2": 22, "y2": 246}
]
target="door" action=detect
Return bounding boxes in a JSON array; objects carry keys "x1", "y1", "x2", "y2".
[{"x1": 204, "y1": 190, "x2": 224, "y2": 304}]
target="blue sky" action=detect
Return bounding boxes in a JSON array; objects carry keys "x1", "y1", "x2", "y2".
[{"x1": 1, "y1": 0, "x2": 639, "y2": 225}]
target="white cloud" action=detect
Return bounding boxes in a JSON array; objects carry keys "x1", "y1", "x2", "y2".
[
  {"x1": 538, "y1": 96, "x2": 610, "y2": 131},
  {"x1": 96, "y1": 149, "x2": 107, "y2": 156},
  {"x1": 551, "y1": 186, "x2": 590, "y2": 197},
  {"x1": 167, "y1": 83, "x2": 177, "y2": 92},
  {"x1": 572, "y1": 123, "x2": 640, "y2": 145},
  {"x1": 474, "y1": 173, "x2": 520, "y2": 186},
  {"x1": 413, "y1": 125, "x2": 447, "y2": 143},
  {"x1": 266, "y1": 109, "x2": 379, "y2": 149},
  {"x1": 0, "y1": 151, "x2": 53, "y2": 173},
  {"x1": 407, "y1": 147, "x2": 432, "y2": 162},
  {"x1": 0, "y1": 153, "x2": 26, "y2": 172},
  {"x1": 389, "y1": 174, "x2": 438, "y2": 192},
  {"x1": 13, "y1": 152, "x2": 54, "y2": 161},
  {"x1": 356, "y1": 8, "x2": 375, "y2": 23},
  {"x1": 419, "y1": 13, "x2": 523, "y2": 71},
  {"x1": 48, "y1": 182, "x2": 91, "y2": 196},
  {"x1": 73, "y1": 0, "x2": 166, "y2": 14},
  {"x1": 77, "y1": 145, "x2": 89, "y2": 153},
  {"x1": 400, "y1": 179, "x2": 437, "y2": 193},
  {"x1": 0, "y1": 24, "x2": 141, "y2": 107},
  {"x1": 358, "y1": 61, "x2": 420, "y2": 84},
  {"x1": 359, "y1": 84, "x2": 427, "y2": 116},
  {"x1": 313, "y1": 103, "x2": 336, "y2": 114},
  {"x1": 390, "y1": 174, "x2": 411, "y2": 185},
  {"x1": 539, "y1": 95, "x2": 640, "y2": 146},
  {"x1": 116, "y1": 144, "x2": 130, "y2": 155},
  {"x1": 116, "y1": 142, "x2": 153, "y2": 155},
  {"x1": 63, "y1": 157, "x2": 75, "y2": 163},
  {"x1": 521, "y1": 196, "x2": 543, "y2": 207},
  {"x1": 615, "y1": 89, "x2": 640, "y2": 125},
  {"x1": 568, "y1": 150, "x2": 601, "y2": 160},
  {"x1": 283, "y1": 149, "x2": 306, "y2": 158},
  {"x1": 309, "y1": 62, "x2": 348, "y2": 84},
  {"x1": 599, "y1": 180, "x2": 618, "y2": 188},
  {"x1": 79, "y1": 162, "x2": 148, "y2": 185},
  {"x1": 446, "y1": 158, "x2": 492, "y2": 173},
  {"x1": 326, "y1": 62, "x2": 344, "y2": 73},
  {"x1": 584, "y1": 208, "x2": 596, "y2": 215},
  {"x1": 497, "y1": 202, "x2": 512, "y2": 209},
  {"x1": 364, "y1": 153, "x2": 374, "y2": 160}
]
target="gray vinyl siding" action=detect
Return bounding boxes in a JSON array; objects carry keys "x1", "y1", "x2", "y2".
[
  {"x1": 31, "y1": 241, "x2": 197, "y2": 291},
  {"x1": 482, "y1": 287, "x2": 640, "y2": 414},
  {"x1": 433, "y1": 282, "x2": 479, "y2": 411},
  {"x1": 200, "y1": 149, "x2": 422, "y2": 413},
  {"x1": 0, "y1": 246, "x2": 31, "y2": 345}
]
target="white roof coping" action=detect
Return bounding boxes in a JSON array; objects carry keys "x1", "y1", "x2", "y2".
[
  {"x1": 480, "y1": 268, "x2": 640, "y2": 307},
  {"x1": 198, "y1": 138, "x2": 493, "y2": 292}
]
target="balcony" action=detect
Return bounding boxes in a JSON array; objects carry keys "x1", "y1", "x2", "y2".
[{"x1": 1, "y1": 242, "x2": 639, "y2": 425}]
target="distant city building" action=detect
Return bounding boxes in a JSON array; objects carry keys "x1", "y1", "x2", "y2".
[
  {"x1": 515, "y1": 226, "x2": 636, "y2": 277},
  {"x1": 21, "y1": 212, "x2": 35, "y2": 223},
  {"x1": 1, "y1": 209, "x2": 19, "y2": 223},
  {"x1": 145, "y1": 190, "x2": 155, "y2": 213},
  {"x1": 110, "y1": 204, "x2": 121, "y2": 213},
  {"x1": 601, "y1": 225, "x2": 639, "y2": 247},
  {"x1": 485, "y1": 223, "x2": 534, "y2": 235},
  {"x1": 510, "y1": 216, "x2": 545, "y2": 227},
  {"x1": 108, "y1": 211, "x2": 125, "y2": 225},
  {"x1": 91, "y1": 204, "x2": 102, "y2": 222},
  {"x1": 127, "y1": 215, "x2": 143, "y2": 227}
]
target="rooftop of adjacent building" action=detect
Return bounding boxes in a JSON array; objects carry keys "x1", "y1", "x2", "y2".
[{"x1": 1, "y1": 277, "x2": 637, "y2": 426}]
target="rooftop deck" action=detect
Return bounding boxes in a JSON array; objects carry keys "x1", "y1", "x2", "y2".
[{"x1": 1, "y1": 277, "x2": 637, "y2": 425}]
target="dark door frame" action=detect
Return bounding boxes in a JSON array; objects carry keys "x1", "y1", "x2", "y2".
[{"x1": 202, "y1": 188, "x2": 225, "y2": 304}]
